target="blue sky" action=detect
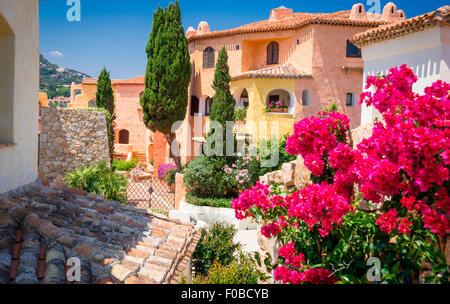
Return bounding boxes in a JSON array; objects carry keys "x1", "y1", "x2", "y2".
[{"x1": 39, "y1": 0, "x2": 447, "y2": 79}]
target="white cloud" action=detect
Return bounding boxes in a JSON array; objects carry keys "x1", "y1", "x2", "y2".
[{"x1": 49, "y1": 50, "x2": 64, "y2": 58}]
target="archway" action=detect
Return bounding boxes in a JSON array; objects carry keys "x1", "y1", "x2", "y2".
[{"x1": 266, "y1": 89, "x2": 293, "y2": 113}]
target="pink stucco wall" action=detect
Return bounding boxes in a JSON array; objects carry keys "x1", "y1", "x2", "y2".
[
  {"x1": 114, "y1": 84, "x2": 149, "y2": 153},
  {"x1": 188, "y1": 22, "x2": 375, "y2": 130}
]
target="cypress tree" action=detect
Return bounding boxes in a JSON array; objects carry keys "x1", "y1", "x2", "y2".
[
  {"x1": 141, "y1": 0, "x2": 191, "y2": 170},
  {"x1": 96, "y1": 67, "x2": 116, "y2": 164},
  {"x1": 206, "y1": 47, "x2": 236, "y2": 156}
]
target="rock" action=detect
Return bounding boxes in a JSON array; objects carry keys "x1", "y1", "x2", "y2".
[
  {"x1": 269, "y1": 171, "x2": 283, "y2": 185},
  {"x1": 281, "y1": 161, "x2": 295, "y2": 186},
  {"x1": 294, "y1": 155, "x2": 311, "y2": 190}
]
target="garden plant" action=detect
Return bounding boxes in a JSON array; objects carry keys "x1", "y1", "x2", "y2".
[{"x1": 232, "y1": 65, "x2": 449, "y2": 284}]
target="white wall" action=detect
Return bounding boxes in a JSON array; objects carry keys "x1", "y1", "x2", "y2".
[
  {"x1": 360, "y1": 26, "x2": 449, "y2": 125},
  {"x1": 0, "y1": 0, "x2": 39, "y2": 194}
]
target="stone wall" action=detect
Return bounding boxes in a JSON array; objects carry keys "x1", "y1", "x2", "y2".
[{"x1": 39, "y1": 107, "x2": 110, "y2": 183}]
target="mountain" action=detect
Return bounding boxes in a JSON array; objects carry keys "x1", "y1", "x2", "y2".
[{"x1": 40, "y1": 53, "x2": 91, "y2": 98}]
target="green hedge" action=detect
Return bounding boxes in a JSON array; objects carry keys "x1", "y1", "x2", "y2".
[{"x1": 186, "y1": 192, "x2": 233, "y2": 209}]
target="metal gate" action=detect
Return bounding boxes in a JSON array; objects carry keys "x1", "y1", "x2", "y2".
[{"x1": 127, "y1": 176, "x2": 175, "y2": 210}]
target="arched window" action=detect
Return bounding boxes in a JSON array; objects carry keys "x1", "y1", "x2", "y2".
[
  {"x1": 205, "y1": 97, "x2": 213, "y2": 116},
  {"x1": 346, "y1": 93, "x2": 355, "y2": 106},
  {"x1": 240, "y1": 89, "x2": 249, "y2": 108},
  {"x1": 266, "y1": 89, "x2": 291, "y2": 113},
  {"x1": 190, "y1": 96, "x2": 200, "y2": 116},
  {"x1": 267, "y1": 42, "x2": 279, "y2": 65},
  {"x1": 74, "y1": 89, "x2": 82, "y2": 96},
  {"x1": 203, "y1": 47, "x2": 215, "y2": 68},
  {"x1": 302, "y1": 90, "x2": 311, "y2": 107},
  {"x1": 119, "y1": 130, "x2": 130, "y2": 144}
]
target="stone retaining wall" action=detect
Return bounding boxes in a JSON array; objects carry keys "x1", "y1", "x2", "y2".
[{"x1": 39, "y1": 107, "x2": 110, "y2": 183}]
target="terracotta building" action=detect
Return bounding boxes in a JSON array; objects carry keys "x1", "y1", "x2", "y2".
[
  {"x1": 179, "y1": 2, "x2": 406, "y2": 164},
  {"x1": 69, "y1": 76, "x2": 157, "y2": 166}
]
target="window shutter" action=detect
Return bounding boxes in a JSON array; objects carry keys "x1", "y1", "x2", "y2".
[
  {"x1": 267, "y1": 43, "x2": 273, "y2": 65},
  {"x1": 273, "y1": 43, "x2": 279, "y2": 64}
]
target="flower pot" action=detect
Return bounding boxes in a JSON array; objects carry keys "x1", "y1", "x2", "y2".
[{"x1": 283, "y1": 108, "x2": 288, "y2": 113}]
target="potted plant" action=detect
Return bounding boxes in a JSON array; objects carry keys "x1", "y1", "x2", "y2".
[
  {"x1": 266, "y1": 100, "x2": 289, "y2": 113},
  {"x1": 234, "y1": 107, "x2": 247, "y2": 123}
]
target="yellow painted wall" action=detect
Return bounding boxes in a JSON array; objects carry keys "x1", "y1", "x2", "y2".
[
  {"x1": 71, "y1": 84, "x2": 98, "y2": 109},
  {"x1": 231, "y1": 78, "x2": 295, "y2": 141},
  {"x1": 39, "y1": 92, "x2": 48, "y2": 107}
]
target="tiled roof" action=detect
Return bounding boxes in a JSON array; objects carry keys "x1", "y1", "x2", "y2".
[
  {"x1": 232, "y1": 64, "x2": 312, "y2": 81},
  {"x1": 351, "y1": 6, "x2": 450, "y2": 47},
  {"x1": 0, "y1": 181, "x2": 199, "y2": 284},
  {"x1": 188, "y1": 11, "x2": 389, "y2": 41},
  {"x1": 82, "y1": 76, "x2": 145, "y2": 86}
]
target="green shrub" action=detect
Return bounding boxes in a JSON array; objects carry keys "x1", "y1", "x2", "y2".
[
  {"x1": 112, "y1": 159, "x2": 137, "y2": 171},
  {"x1": 184, "y1": 156, "x2": 236, "y2": 198},
  {"x1": 234, "y1": 107, "x2": 247, "y2": 122},
  {"x1": 186, "y1": 192, "x2": 232, "y2": 208},
  {"x1": 192, "y1": 223, "x2": 240, "y2": 276},
  {"x1": 64, "y1": 161, "x2": 128, "y2": 203},
  {"x1": 258, "y1": 134, "x2": 296, "y2": 176},
  {"x1": 192, "y1": 252, "x2": 266, "y2": 284},
  {"x1": 97, "y1": 171, "x2": 128, "y2": 203},
  {"x1": 165, "y1": 168, "x2": 177, "y2": 187}
]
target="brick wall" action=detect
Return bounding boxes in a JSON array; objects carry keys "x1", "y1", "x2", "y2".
[{"x1": 39, "y1": 107, "x2": 110, "y2": 183}]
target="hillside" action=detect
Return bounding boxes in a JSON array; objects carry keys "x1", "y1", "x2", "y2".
[{"x1": 40, "y1": 54, "x2": 91, "y2": 98}]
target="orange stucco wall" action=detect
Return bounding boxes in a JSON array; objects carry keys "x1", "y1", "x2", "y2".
[{"x1": 68, "y1": 80, "x2": 155, "y2": 164}]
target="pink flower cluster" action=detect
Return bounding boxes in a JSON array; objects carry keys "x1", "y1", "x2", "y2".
[
  {"x1": 286, "y1": 183, "x2": 354, "y2": 237},
  {"x1": 274, "y1": 266, "x2": 336, "y2": 284},
  {"x1": 285, "y1": 110, "x2": 350, "y2": 176},
  {"x1": 357, "y1": 65, "x2": 449, "y2": 236},
  {"x1": 274, "y1": 242, "x2": 336, "y2": 284},
  {"x1": 375, "y1": 209, "x2": 413, "y2": 235}
]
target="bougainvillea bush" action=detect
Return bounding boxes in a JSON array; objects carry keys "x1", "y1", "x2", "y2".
[{"x1": 232, "y1": 65, "x2": 449, "y2": 284}]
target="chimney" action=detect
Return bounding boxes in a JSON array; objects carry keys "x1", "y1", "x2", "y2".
[{"x1": 269, "y1": 6, "x2": 294, "y2": 21}]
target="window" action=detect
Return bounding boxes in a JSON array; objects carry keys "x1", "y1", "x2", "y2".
[
  {"x1": 205, "y1": 97, "x2": 213, "y2": 116},
  {"x1": 346, "y1": 93, "x2": 355, "y2": 106},
  {"x1": 236, "y1": 45, "x2": 240, "y2": 51},
  {"x1": 302, "y1": 90, "x2": 311, "y2": 107},
  {"x1": 346, "y1": 40, "x2": 361, "y2": 58},
  {"x1": 0, "y1": 13, "x2": 14, "y2": 143},
  {"x1": 190, "y1": 96, "x2": 200, "y2": 116},
  {"x1": 267, "y1": 41, "x2": 279, "y2": 65},
  {"x1": 118, "y1": 130, "x2": 130, "y2": 144},
  {"x1": 203, "y1": 47, "x2": 215, "y2": 68},
  {"x1": 240, "y1": 89, "x2": 249, "y2": 108}
]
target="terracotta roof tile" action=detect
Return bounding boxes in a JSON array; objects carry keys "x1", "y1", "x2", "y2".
[
  {"x1": 0, "y1": 181, "x2": 197, "y2": 284},
  {"x1": 232, "y1": 63, "x2": 312, "y2": 81},
  {"x1": 188, "y1": 10, "x2": 391, "y2": 41},
  {"x1": 351, "y1": 6, "x2": 450, "y2": 47},
  {"x1": 82, "y1": 75, "x2": 145, "y2": 85}
]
